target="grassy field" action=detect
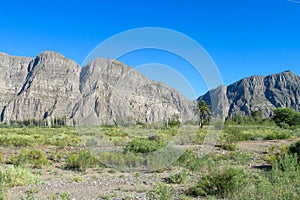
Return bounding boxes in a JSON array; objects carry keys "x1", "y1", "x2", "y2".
[{"x1": 1, "y1": 122, "x2": 300, "y2": 199}]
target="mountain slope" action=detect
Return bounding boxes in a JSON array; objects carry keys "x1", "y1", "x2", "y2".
[
  {"x1": 199, "y1": 70, "x2": 300, "y2": 118},
  {"x1": 72, "y1": 58, "x2": 196, "y2": 124},
  {"x1": 0, "y1": 51, "x2": 196, "y2": 124}
]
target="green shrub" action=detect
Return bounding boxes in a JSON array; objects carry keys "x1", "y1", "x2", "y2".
[
  {"x1": 48, "y1": 192, "x2": 72, "y2": 200},
  {"x1": 164, "y1": 170, "x2": 187, "y2": 184},
  {"x1": 223, "y1": 126, "x2": 253, "y2": 141},
  {"x1": 136, "y1": 121, "x2": 146, "y2": 127},
  {"x1": 10, "y1": 149, "x2": 48, "y2": 168},
  {"x1": 147, "y1": 183, "x2": 174, "y2": 200},
  {"x1": 148, "y1": 135, "x2": 163, "y2": 143},
  {"x1": 264, "y1": 145, "x2": 289, "y2": 164},
  {"x1": 0, "y1": 127, "x2": 81, "y2": 148},
  {"x1": 230, "y1": 151, "x2": 251, "y2": 165},
  {"x1": 99, "y1": 151, "x2": 143, "y2": 169},
  {"x1": 0, "y1": 172, "x2": 6, "y2": 199},
  {"x1": 168, "y1": 119, "x2": 181, "y2": 128},
  {"x1": 268, "y1": 154, "x2": 300, "y2": 199},
  {"x1": 227, "y1": 154, "x2": 300, "y2": 199},
  {"x1": 45, "y1": 133, "x2": 81, "y2": 148},
  {"x1": 219, "y1": 142, "x2": 238, "y2": 151},
  {"x1": 289, "y1": 141, "x2": 300, "y2": 160},
  {"x1": 193, "y1": 129, "x2": 207, "y2": 143},
  {"x1": 175, "y1": 150, "x2": 205, "y2": 171},
  {"x1": 69, "y1": 175, "x2": 83, "y2": 182},
  {"x1": 124, "y1": 139, "x2": 164, "y2": 154},
  {"x1": 65, "y1": 150, "x2": 98, "y2": 171},
  {"x1": 158, "y1": 128, "x2": 178, "y2": 140},
  {"x1": 0, "y1": 165, "x2": 40, "y2": 187},
  {"x1": 273, "y1": 108, "x2": 300, "y2": 128},
  {"x1": 49, "y1": 151, "x2": 63, "y2": 162},
  {"x1": 103, "y1": 127, "x2": 128, "y2": 137},
  {"x1": 0, "y1": 135, "x2": 35, "y2": 147},
  {"x1": 186, "y1": 166, "x2": 249, "y2": 197},
  {"x1": 263, "y1": 131, "x2": 292, "y2": 140}
]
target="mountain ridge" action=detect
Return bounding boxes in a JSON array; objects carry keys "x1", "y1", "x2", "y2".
[
  {"x1": 1, "y1": 51, "x2": 299, "y2": 124},
  {"x1": 0, "y1": 51, "x2": 196, "y2": 125},
  {"x1": 199, "y1": 70, "x2": 300, "y2": 119}
]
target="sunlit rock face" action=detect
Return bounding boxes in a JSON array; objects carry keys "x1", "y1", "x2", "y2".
[{"x1": 0, "y1": 51, "x2": 196, "y2": 124}]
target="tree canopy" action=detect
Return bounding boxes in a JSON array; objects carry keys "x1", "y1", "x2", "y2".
[
  {"x1": 272, "y1": 108, "x2": 300, "y2": 127},
  {"x1": 197, "y1": 100, "x2": 211, "y2": 128}
]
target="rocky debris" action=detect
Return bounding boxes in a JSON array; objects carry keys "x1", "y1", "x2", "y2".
[
  {"x1": 8, "y1": 168, "x2": 169, "y2": 200},
  {"x1": 199, "y1": 70, "x2": 300, "y2": 119},
  {"x1": 0, "y1": 51, "x2": 196, "y2": 124}
]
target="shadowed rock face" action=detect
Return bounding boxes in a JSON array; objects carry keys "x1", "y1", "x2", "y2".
[
  {"x1": 199, "y1": 70, "x2": 300, "y2": 119},
  {"x1": 0, "y1": 51, "x2": 196, "y2": 124}
]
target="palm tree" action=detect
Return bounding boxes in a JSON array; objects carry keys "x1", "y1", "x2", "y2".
[{"x1": 197, "y1": 100, "x2": 211, "y2": 128}]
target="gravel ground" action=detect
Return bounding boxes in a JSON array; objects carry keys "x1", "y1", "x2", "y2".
[
  {"x1": 8, "y1": 167, "x2": 186, "y2": 200},
  {"x1": 6, "y1": 139, "x2": 297, "y2": 200}
]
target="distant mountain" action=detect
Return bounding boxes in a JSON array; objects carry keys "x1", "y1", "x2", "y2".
[
  {"x1": 0, "y1": 51, "x2": 196, "y2": 125},
  {"x1": 199, "y1": 70, "x2": 300, "y2": 119}
]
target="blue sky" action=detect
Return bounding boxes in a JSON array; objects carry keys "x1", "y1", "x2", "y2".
[{"x1": 1, "y1": 0, "x2": 300, "y2": 99}]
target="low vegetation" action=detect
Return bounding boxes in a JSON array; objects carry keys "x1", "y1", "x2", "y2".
[
  {"x1": 65, "y1": 150, "x2": 99, "y2": 171},
  {"x1": 10, "y1": 149, "x2": 48, "y2": 168},
  {"x1": 0, "y1": 108, "x2": 300, "y2": 198},
  {"x1": 124, "y1": 138, "x2": 165, "y2": 154}
]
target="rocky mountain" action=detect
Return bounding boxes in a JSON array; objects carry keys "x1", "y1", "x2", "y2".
[
  {"x1": 199, "y1": 70, "x2": 300, "y2": 119},
  {"x1": 0, "y1": 51, "x2": 196, "y2": 125}
]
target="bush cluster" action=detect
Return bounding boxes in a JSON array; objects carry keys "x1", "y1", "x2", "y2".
[
  {"x1": 0, "y1": 166, "x2": 40, "y2": 188},
  {"x1": 186, "y1": 154, "x2": 300, "y2": 199},
  {"x1": 124, "y1": 138, "x2": 164, "y2": 154},
  {"x1": 273, "y1": 108, "x2": 300, "y2": 128},
  {"x1": 187, "y1": 166, "x2": 249, "y2": 197},
  {"x1": 10, "y1": 149, "x2": 48, "y2": 168},
  {"x1": 65, "y1": 150, "x2": 99, "y2": 171}
]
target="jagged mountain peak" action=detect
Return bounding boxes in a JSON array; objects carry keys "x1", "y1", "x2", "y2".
[
  {"x1": 33, "y1": 51, "x2": 78, "y2": 66},
  {"x1": 266, "y1": 70, "x2": 299, "y2": 80},
  {"x1": 281, "y1": 69, "x2": 295, "y2": 74}
]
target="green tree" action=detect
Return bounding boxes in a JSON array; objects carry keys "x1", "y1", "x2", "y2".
[
  {"x1": 251, "y1": 110, "x2": 262, "y2": 122},
  {"x1": 272, "y1": 107, "x2": 300, "y2": 127},
  {"x1": 196, "y1": 100, "x2": 211, "y2": 128}
]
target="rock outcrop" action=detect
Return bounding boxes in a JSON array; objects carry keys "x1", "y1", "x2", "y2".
[
  {"x1": 0, "y1": 51, "x2": 196, "y2": 124},
  {"x1": 199, "y1": 70, "x2": 300, "y2": 118}
]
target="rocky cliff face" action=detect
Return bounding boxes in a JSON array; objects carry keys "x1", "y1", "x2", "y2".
[
  {"x1": 1, "y1": 51, "x2": 81, "y2": 122},
  {"x1": 0, "y1": 53, "x2": 32, "y2": 112},
  {"x1": 0, "y1": 51, "x2": 196, "y2": 124},
  {"x1": 73, "y1": 58, "x2": 196, "y2": 124},
  {"x1": 199, "y1": 70, "x2": 300, "y2": 118}
]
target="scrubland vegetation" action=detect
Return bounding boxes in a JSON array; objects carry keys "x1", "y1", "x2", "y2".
[{"x1": 0, "y1": 108, "x2": 300, "y2": 199}]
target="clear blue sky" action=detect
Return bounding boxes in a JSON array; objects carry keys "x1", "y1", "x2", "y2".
[{"x1": 1, "y1": 0, "x2": 300, "y2": 99}]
